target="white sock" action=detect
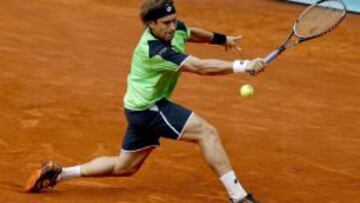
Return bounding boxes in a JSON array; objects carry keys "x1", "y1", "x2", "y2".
[
  {"x1": 220, "y1": 171, "x2": 247, "y2": 201},
  {"x1": 57, "y1": 165, "x2": 82, "y2": 182}
]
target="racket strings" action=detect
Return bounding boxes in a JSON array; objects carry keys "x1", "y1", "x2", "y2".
[{"x1": 295, "y1": 0, "x2": 345, "y2": 38}]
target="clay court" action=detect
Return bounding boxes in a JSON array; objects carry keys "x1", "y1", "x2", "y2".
[{"x1": 0, "y1": 0, "x2": 359, "y2": 202}]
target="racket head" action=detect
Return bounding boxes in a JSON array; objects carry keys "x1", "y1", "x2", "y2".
[{"x1": 293, "y1": 0, "x2": 347, "y2": 39}]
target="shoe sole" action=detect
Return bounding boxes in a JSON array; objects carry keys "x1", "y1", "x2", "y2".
[
  {"x1": 24, "y1": 169, "x2": 42, "y2": 192},
  {"x1": 24, "y1": 162, "x2": 55, "y2": 193}
]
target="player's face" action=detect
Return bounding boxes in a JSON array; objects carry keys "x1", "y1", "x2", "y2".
[{"x1": 149, "y1": 14, "x2": 177, "y2": 42}]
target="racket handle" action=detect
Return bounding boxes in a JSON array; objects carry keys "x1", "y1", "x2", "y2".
[
  {"x1": 264, "y1": 49, "x2": 281, "y2": 64},
  {"x1": 249, "y1": 48, "x2": 283, "y2": 75}
]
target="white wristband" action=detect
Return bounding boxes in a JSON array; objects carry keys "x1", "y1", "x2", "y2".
[{"x1": 233, "y1": 60, "x2": 249, "y2": 73}]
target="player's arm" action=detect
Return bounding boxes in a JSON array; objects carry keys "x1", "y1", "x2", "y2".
[
  {"x1": 188, "y1": 27, "x2": 241, "y2": 51},
  {"x1": 188, "y1": 27, "x2": 213, "y2": 43},
  {"x1": 181, "y1": 56, "x2": 265, "y2": 76}
]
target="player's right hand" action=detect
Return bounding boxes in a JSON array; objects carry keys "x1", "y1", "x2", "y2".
[{"x1": 245, "y1": 58, "x2": 265, "y2": 75}]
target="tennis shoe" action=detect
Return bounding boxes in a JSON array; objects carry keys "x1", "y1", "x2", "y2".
[{"x1": 25, "y1": 161, "x2": 62, "y2": 193}]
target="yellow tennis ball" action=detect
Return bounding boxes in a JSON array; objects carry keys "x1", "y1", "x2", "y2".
[{"x1": 240, "y1": 84, "x2": 254, "y2": 97}]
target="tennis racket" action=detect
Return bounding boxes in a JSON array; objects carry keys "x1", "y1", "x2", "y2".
[{"x1": 263, "y1": 0, "x2": 347, "y2": 65}]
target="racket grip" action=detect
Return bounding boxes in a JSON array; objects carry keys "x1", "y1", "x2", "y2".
[{"x1": 264, "y1": 49, "x2": 281, "y2": 64}]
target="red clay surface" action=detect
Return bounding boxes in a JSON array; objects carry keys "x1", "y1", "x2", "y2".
[{"x1": 1, "y1": 0, "x2": 359, "y2": 202}]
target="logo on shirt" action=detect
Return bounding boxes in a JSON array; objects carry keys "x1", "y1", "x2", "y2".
[
  {"x1": 167, "y1": 6, "x2": 172, "y2": 12},
  {"x1": 158, "y1": 47, "x2": 168, "y2": 56}
]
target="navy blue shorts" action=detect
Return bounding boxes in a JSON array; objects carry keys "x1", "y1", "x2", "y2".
[{"x1": 121, "y1": 98, "x2": 193, "y2": 152}]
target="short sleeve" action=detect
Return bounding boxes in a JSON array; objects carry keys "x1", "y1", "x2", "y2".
[
  {"x1": 148, "y1": 40, "x2": 189, "y2": 71},
  {"x1": 176, "y1": 20, "x2": 191, "y2": 40}
]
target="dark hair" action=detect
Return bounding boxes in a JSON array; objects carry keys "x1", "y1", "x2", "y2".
[{"x1": 139, "y1": 0, "x2": 174, "y2": 23}]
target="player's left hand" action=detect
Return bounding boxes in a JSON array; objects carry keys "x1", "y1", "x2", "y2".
[{"x1": 225, "y1": 35, "x2": 242, "y2": 52}]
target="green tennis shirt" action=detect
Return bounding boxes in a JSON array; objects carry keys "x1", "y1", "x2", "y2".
[{"x1": 124, "y1": 21, "x2": 191, "y2": 110}]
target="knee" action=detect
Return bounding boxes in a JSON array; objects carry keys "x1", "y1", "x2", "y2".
[
  {"x1": 207, "y1": 124, "x2": 219, "y2": 136},
  {"x1": 112, "y1": 161, "x2": 140, "y2": 177},
  {"x1": 201, "y1": 124, "x2": 221, "y2": 144}
]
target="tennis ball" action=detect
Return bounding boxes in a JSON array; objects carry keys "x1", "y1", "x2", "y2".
[{"x1": 240, "y1": 84, "x2": 254, "y2": 97}]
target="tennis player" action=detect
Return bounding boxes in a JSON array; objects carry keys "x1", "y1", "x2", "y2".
[{"x1": 25, "y1": 0, "x2": 264, "y2": 202}]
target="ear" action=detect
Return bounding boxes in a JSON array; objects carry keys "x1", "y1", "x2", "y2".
[{"x1": 148, "y1": 20, "x2": 157, "y2": 29}]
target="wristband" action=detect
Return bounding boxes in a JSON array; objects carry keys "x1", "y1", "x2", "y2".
[
  {"x1": 233, "y1": 60, "x2": 249, "y2": 73},
  {"x1": 211, "y1": 32, "x2": 227, "y2": 45}
]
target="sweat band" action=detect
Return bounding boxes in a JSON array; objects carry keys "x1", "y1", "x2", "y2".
[
  {"x1": 233, "y1": 60, "x2": 249, "y2": 73},
  {"x1": 143, "y1": 3, "x2": 176, "y2": 21},
  {"x1": 211, "y1": 32, "x2": 227, "y2": 45}
]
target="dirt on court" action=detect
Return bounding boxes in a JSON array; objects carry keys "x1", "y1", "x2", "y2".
[{"x1": 0, "y1": 0, "x2": 359, "y2": 202}]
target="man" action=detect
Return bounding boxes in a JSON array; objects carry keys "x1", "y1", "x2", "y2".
[{"x1": 25, "y1": 0, "x2": 265, "y2": 202}]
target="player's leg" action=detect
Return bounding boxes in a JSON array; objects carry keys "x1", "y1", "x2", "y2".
[
  {"x1": 180, "y1": 113, "x2": 254, "y2": 202},
  {"x1": 25, "y1": 108, "x2": 160, "y2": 192},
  {"x1": 61, "y1": 147, "x2": 154, "y2": 180},
  {"x1": 180, "y1": 113, "x2": 232, "y2": 175},
  {"x1": 25, "y1": 148, "x2": 154, "y2": 192},
  {"x1": 25, "y1": 107, "x2": 160, "y2": 192},
  {"x1": 147, "y1": 99, "x2": 256, "y2": 202}
]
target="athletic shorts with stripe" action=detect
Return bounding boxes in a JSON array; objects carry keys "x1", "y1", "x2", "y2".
[{"x1": 121, "y1": 98, "x2": 193, "y2": 152}]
